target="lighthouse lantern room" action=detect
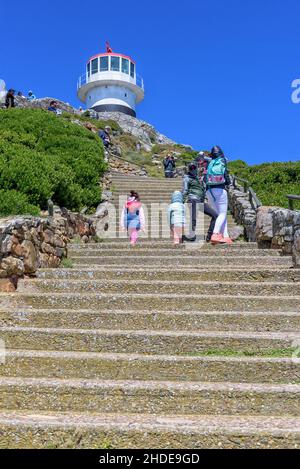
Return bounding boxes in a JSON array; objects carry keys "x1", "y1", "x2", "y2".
[{"x1": 77, "y1": 42, "x2": 144, "y2": 117}]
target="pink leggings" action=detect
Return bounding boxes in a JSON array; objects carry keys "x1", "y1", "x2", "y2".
[
  {"x1": 171, "y1": 226, "x2": 183, "y2": 244},
  {"x1": 128, "y1": 228, "x2": 139, "y2": 245}
]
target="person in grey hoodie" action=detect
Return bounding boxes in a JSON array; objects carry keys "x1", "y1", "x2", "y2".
[
  {"x1": 182, "y1": 162, "x2": 218, "y2": 242},
  {"x1": 167, "y1": 191, "x2": 185, "y2": 244}
]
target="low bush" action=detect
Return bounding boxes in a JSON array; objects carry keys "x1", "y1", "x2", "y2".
[
  {"x1": 62, "y1": 112, "x2": 122, "y2": 132},
  {"x1": 0, "y1": 109, "x2": 106, "y2": 216},
  {"x1": 228, "y1": 160, "x2": 300, "y2": 208},
  {"x1": 0, "y1": 189, "x2": 40, "y2": 216}
]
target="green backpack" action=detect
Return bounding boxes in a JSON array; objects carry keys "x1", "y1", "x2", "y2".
[{"x1": 207, "y1": 157, "x2": 226, "y2": 186}]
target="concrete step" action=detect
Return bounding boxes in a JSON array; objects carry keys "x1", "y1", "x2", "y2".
[
  {"x1": 3, "y1": 308, "x2": 300, "y2": 333},
  {"x1": 68, "y1": 248, "x2": 280, "y2": 258},
  {"x1": 70, "y1": 255, "x2": 292, "y2": 267},
  {"x1": 3, "y1": 350, "x2": 300, "y2": 384},
  {"x1": 112, "y1": 198, "x2": 206, "y2": 204},
  {"x1": 111, "y1": 178, "x2": 181, "y2": 184},
  {"x1": 112, "y1": 188, "x2": 182, "y2": 193},
  {"x1": 104, "y1": 222, "x2": 240, "y2": 230},
  {"x1": 24, "y1": 279, "x2": 300, "y2": 297},
  {"x1": 37, "y1": 266, "x2": 300, "y2": 283},
  {"x1": 2, "y1": 291, "x2": 299, "y2": 312},
  {"x1": 1, "y1": 411, "x2": 299, "y2": 448},
  {"x1": 110, "y1": 226, "x2": 240, "y2": 233},
  {"x1": 71, "y1": 238, "x2": 246, "y2": 245},
  {"x1": 1, "y1": 377, "x2": 299, "y2": 416},
  {"x1": 69, "y1": 241, "x2": 254, "y2": 250},
  {"x1": 0, "y1": 326, "x2": 298, "y2": 354},
  {"x1": 113, "y1": 210, "x2": 236, "y2": 222},
  {"x1": 68, "y1": 238, "x2": 255, "y2": 249}
]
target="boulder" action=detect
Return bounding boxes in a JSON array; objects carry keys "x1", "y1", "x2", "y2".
[
  {"x1": 0, "y1": 278, "x2": 16, "y2": 292},
  {"x1": 21, "y1": 240, "x2": 38, "y2": 274},
  {"x1": 0, "y1": 257, "x2": 24, "y2": 276}
]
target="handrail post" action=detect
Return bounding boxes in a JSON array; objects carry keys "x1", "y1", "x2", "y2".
[
  {"x1": 48, "y1": 199, "x2": 54, "y2": 217},
  {"x1": 288, "y1": 198, "x2": 294, "y2": 211}
]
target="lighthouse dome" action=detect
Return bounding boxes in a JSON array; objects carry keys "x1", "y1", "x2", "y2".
[{"x1": 77, "y1": 44, "x2": 144, "y2": 117}]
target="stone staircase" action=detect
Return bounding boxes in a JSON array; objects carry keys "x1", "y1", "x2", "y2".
[{"x1": 0, "y1": 172, "x2": 300, "y2": 448}]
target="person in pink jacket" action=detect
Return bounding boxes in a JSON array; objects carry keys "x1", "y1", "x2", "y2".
[{"x1": 120, "y1": 191, "x2": 145, "y2": 245}]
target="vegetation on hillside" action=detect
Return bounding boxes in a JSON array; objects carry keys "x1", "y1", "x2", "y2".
[
  {"x1": 228, "y1": 160, "x2": 300, "y2": 208},
  {"x1": 0, "y1": 109, "x2": 106, "y2": 216},
  {"x1": 119, "y1": 144, "x2": 199, "y2": 179},
  {"x1": 62, "y1": 112, "x2": 122, "y2": 132}
]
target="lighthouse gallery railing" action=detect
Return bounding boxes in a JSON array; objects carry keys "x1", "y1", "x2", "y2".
[{"x1": 77, "y1": 73, "x2": 144, "y2": 90}]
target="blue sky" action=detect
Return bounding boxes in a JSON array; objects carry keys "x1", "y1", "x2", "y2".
[{"x1": 1, "y1": 0, "x2": 300, "y2": 164}]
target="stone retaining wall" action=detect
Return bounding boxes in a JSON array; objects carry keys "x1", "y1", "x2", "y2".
[
  {"x1": 228, "y1": 185, "x2": 257, "y2": 241},
  {"x1": 0, "y1": 209, "x2": 103, "y2": 291},
  {"x1": 109, "y1": 155, "x2": 148, "y2": 176},
  {"x1": 256, "y1": 206, "x2": 300, "y2": 267}
]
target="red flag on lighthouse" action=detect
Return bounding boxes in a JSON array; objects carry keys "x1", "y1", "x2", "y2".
[{"x1": 106, "y1": 41, "x2": 113, "y2": 53}]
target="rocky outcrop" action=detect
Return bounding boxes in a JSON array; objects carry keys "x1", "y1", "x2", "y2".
[
  {"x1": 14, "y1": 97, "x2": 175, "y2": 151},
  {"x1": 256, "y1": 206, "x2": 300, "y2": 266},
  {"x1": 0, "y1": 209, "x2": 107, "y2": 289},
  {"x1": 15, "y1": 96, "x2": 77, "y2": 114},
  {"x1": 97, "y1": 111, "x2": 175, "y2": 151}
]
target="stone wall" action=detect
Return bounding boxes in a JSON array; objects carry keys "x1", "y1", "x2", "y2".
[
  {"x1": 109, "y1": 156, "x2": 148, "y2": 176},
  {"x1": 228, "y1": 185, "x2": 257, "y2": 241},
  {"x1": 256, "y1": 206, "x2": 300, "y2": 267},
  {"x1": 0, "y1": 209, "x2": 102, "y2": 291}
]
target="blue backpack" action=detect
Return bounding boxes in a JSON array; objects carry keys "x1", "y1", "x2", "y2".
[{"x1": 207, "y1": 157, "x2": 226, "y2": 186}]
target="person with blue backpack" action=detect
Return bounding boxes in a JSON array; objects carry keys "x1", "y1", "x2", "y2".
[{"x1": 206, "y1": 146, "x2": 233, "y2": 245}]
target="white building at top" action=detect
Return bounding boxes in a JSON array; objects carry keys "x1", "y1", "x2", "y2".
[{"x1": 77, "y1": 42, "x2": 144, "y2": 117}]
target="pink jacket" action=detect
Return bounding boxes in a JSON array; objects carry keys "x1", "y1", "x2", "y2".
[{"x1": 120, "y1": 197, "x2": 145, "y2": 230}]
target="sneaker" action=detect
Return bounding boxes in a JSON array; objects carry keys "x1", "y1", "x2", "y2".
[
  {"x1": 183, "y1": 235, "x2": 196, "y2": 242},
  {"x1": 223, "y1": 237, "x2": 233, "y2": 245},
  {"x1": 210, "y1": 233, "x2": 226, "y2": 244}
]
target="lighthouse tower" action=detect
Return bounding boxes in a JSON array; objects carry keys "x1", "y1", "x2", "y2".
[{"x1": 77, "y1": 43, "x2": 144, "y2": 117}]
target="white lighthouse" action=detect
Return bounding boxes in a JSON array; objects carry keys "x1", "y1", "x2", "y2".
[{"x1": 77, "y1": 42, "x2": 144, "y2": 117}]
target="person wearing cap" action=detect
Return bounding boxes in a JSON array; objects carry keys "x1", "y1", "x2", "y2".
[
  {"x1": 99, "y1": 126, "x2": 112, "y2": 149},
  {"x1": 27, "y1": 90, "x2": 36, "y2": 101},
  {"x1": 5, "y1": 89, "x2": 15, "y2": 108}
]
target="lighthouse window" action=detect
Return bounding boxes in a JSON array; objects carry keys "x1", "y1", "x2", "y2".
[
  {"x1": 122, "y1": 58, "x2": 129, "y2": 74},
  {"x1": 111, "y1": 56, "x2": 120, "y2": 72},
  {"x1": 87, "y1": 62, "x2": 90, "y2": 77},
  {"x1": 130, "y1": 62, "x2": 135, "y2": 78},
  {"x1": 91, "y1": 58, "x2": 98, "y2": 74},
  {"x1": 100, "y1": 56, "x2": 109, "y2": 71}
]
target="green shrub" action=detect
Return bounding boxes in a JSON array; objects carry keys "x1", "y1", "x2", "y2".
[
  {"x1": 63, "y1": 112, "x2": 122, "y2": 132},
  {"x1": 228, "y1": 160, "x2": 300, "y2": 208},
  {"x1": 0, "y1": 189, "x2": 40, "y2": 216},
  {"x1": 60, "y1": 258, "x2": 74, "y2": 269},
  {"x1": 0, "y1": 109, "x2": 106, "y2": 216}
]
